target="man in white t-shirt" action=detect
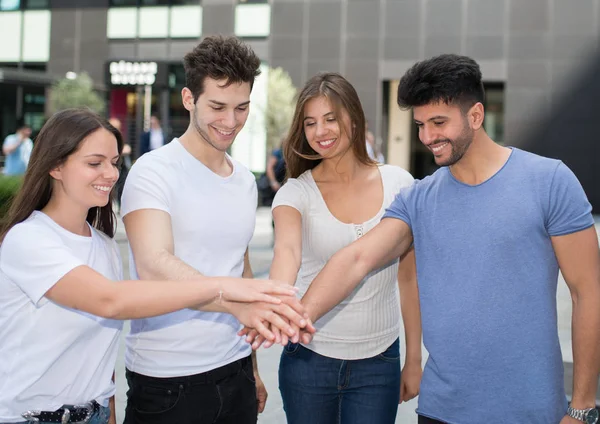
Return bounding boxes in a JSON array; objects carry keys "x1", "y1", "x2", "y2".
[{"x1": 121, "y1": 36, "x2": 292, "y2": 424}]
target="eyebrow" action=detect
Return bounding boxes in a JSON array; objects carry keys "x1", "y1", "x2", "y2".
[
  {"x1": 414, "y1": 115, "x2": 448, "y2": 124},
  {"x1": 84, "y1": 154, "x2": 120, "y2": 160},
  {"x1": 303, "y1": 111, "x2": 334, "y2": 122},
  {"x1": 209, "y1": 100, "x2": 251, "y2": 107}
]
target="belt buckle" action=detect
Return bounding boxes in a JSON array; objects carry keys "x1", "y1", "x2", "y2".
[
  {"x1": 21, "y1": 410, "x2": 41, "y2": 423},
  {"x1": 74, "y1": 401, "x2": 94, "y2": 424},
  {"x1": 61, "y1": 408, "x2": 71, "y2": 424}
]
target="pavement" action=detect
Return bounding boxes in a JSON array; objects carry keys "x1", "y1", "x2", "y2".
[{"x1": 112, "y1": 207, "x2": 597, "y2": 423}]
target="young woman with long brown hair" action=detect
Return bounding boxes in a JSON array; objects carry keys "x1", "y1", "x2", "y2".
[
  {"x1": 0, "y1": 109, "x2": 306, "y2": 424},
  {"x1": 244, "y1": 73, "x2": 423, "y2": 423}
]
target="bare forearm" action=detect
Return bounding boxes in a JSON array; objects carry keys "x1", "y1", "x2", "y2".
[
  {"x1": 251, "y1": 350, "x2": 259, "y2": 374},
  {"x1": 137, "y1": 250, "x2": 229, "y2": 313},
  {"x1": 570, "y1": 291, "x2": 600, "y2": 408},
  {"x1": 302, "y1": 248, "x2": 370, "y2": 322},
  {"x1": 109, "y1": 278, "x2": 221, "y2": 319},
  {"x1": 269, "y1": 248, "x2": 300, "y2": 286},
  {"x1": 399, "y1": 283, "x2": 422, "y2": 363}
]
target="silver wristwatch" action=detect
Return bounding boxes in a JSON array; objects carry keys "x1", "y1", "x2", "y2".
[{"x1": 567, "y1": 406, "x2": 599, "y2": 424}]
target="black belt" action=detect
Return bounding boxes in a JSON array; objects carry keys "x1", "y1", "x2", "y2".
[{"x1": 21, "y1": 400, "x2": 100, "y2": 423}]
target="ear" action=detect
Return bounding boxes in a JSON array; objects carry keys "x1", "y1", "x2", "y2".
[
  {"x1": 49, "y1": 165, "x2": 63, "y2": 181},
  {"x1": 181, "y1": 87, "x2": 195, "y2": 112},
  {"x1": 468, "y1": 102, "x2": 485, "y2": 130}
]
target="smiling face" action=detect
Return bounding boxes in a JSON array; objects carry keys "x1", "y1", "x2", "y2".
[
  {"x1": 302, "y1": 95, "x2": 353, "y2": 160},
  {"x1": 183, "y1": 77, "x2": 251, "y2": 153},
  {"x1": 413, "y1": 102, "x2": 476, "y2": 167},
  {"x1": 49, "y1": 128, "x2": 120, "y2": 210}
]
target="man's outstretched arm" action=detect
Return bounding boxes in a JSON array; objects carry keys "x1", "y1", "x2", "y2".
[{"x1": 302, "y1": 217, "x2": 413, "y2": 323}]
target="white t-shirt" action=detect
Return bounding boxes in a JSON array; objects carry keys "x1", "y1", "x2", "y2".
[
  {"x1": 272, "y1": 165, "x2": 414, "y2": 359},
  {"x1": 0, "y1": 211, "x2": 123, "y2": 422},
  {"x1": 120, "y1": 138, "x2": 257, "y2": 377}
]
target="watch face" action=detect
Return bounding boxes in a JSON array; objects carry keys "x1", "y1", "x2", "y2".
[{"x1": 586, "y1": 408, "x2": 599, "y2": 424}]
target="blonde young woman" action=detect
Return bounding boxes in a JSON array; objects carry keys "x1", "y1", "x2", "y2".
[{"x1": 245, "y1": 73, "x2": 423, "y2": 423}]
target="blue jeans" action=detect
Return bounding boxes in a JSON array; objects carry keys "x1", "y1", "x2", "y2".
[
  {"x1": 2, "y1": 404, "x2": 110, "y2": 424},
  {"x1": 279, "y1": 338, "x2": 401, "y2": 424}
]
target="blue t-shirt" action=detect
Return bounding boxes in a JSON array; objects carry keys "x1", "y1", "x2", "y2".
[
  {"x1": 2, "y1": 134, "x2": 32, "y2": 176},
  {"x1": 383, "y1": 148, "x2": 593, "y2": 424}
]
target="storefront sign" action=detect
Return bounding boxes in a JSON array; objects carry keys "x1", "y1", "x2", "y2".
[{"x1": 109, "y1": 61, "x2": 157, "y2": 85}]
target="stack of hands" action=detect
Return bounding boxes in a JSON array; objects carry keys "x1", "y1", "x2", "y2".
[{"x1": 215, "y1": 278, "x2": 316, "y2": 349}]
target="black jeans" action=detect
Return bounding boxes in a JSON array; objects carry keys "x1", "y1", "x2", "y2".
[
  {"x1": 124, "y1": 356, "x2": 257, "y2": 424},
  {"x1": 418, "y1": 416, "x2": 446, "y2": 424}
]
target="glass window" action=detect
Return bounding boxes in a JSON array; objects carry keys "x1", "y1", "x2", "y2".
[
  {"x1": 169, "y1": 5, "x2": 201, "y2": 38},
  {"x1": 140, "y1": 0, "x2": 170, "y2": 5},
  {"x1": 107, "y1": 7, "x2": 138, "y2": 38},
  {"x1": 235, "y1": 3, "x2": 270, "y2": 37},
  {"x1": 22, "y1": 10, "x2": 51, "y2": 62},
  {"x1": 138, "y1": 6, "x2": 169, "y2": 38},
  {"x1": 0, "y1": 12, "x2": 22, "y2": 61},
  {"x1": 237, "y1": 0, "x2": 268, "y2": 4},
  {"x1": 0, "y1": 0, "x2": 19, "y2": 11},
  {"x1": 171, "y1": 0, "x2": 200, "y2": 4},
  {"x1": 110, "y1": 0, "x2": 137, "y2": 6},
  {"x1": 24, "y1": 0, "x2": 48, "y2": 9},
  {"x1": 483, "y1": 84, "x2": 504, "y2": 145}
]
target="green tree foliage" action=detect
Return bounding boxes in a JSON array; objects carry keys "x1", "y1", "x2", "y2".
[
  {"x1": 265, "y1": 67, "x2": 297, "y2": 151},
  {"x1": 48, "y1": 73, "x2": 105, "y2": 115}
]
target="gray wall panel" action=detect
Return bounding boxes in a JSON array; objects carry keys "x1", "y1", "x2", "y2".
[
  {"x1": 552, "y1": 0, "x2": 595, "y2": 35},
  {"x1": 108, "y1": 43, "x2": 137, "y2": 60},
  {"x1": 271, "y1": 36, "x2": 304, "y2": 61},
  {"x1": 425, "y1": 0, "x2": 462, "y2": 36},
  {"x1": 271, "y1": 1, "x2": 304, "y2": 37},
  {"x1": 384, "y1": 0, "x2": 420, "y2": 38},
  {"x1": 269, "y1": 58, "x2": 305, "y2": 88},
  {"x1": 508, "y1": 34, "x2": 550, "y2": 60},
  {"x1": 345, "y1": 36, "x2": 379, "y2": 62},
  {"x1": 466, "y1": 0, "x2": 506, "y2": 35},
  {"x1": 509, "y1": 0, "x2": 549, "y2": 32},
  {"x1": 466, "y1": 35, "x2": 505, "y2": 60},
  {"x1": 346, "y1": 1, "x2": 380, "y2": 37},
  {"x1": 306, "y1": 60, "x2": 340, "y2": 77},
  {"x1": 383, "y1": 37, "x2": 420, "y2": 60},
  {"x1": 424, "y1": 36, "x2": 462, "y2": 57},
  {"x1": 307, "y1": 36, "x2": 341, "y2": 60},
  {"x1": 202, "y1": 4, "x2": 235, "y2": 36},
  {"x1": 137, "y1": 42, "x2": 169, "y2": 60},
  {"x1": 507, "y1": 61, "x2": 550, "y2": 88},
  {"x1": 308, "y1": 1, "x2": 342, "y2": 37}
]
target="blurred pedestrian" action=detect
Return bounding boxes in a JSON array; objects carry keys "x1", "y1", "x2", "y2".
[
  {"x1": 139, "y1": 114, "x2": 165, "y2": 156},
  {"x1": 299, "y1": 55, "x2": 600, "y2": 424},
  {"x1": 365, "y1": 121, "x2": 384, "y2": 163},
  {"x1": 2, "y1": 123, "x2": 33, "y2": 176},
  {"x1": 108, "y1": 117, "x2": 131, "y2": 211},
  {"x1": 0, "y1": 108, "x2": 300, "y2": 424}
]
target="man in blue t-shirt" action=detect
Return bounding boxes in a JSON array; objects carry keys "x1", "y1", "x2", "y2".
[
  {"x1": 2, "y1": 124, "x2": 32, "y2": 176},
  {"x1": 299, "y1": 55, "x2": 600, "y2": 424}
]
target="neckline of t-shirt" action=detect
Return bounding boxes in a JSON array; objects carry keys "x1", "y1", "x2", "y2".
[
  {"x1": 307, "y1": 164, "x2": 387, "y2": 226},
  {"x1": 32, "y1": 210, "x2": 95, "y2": 241},
  {"x1": 445, "y1": 147, "x2": 517, "y2": 188},
  {"x1": 173, "y1": 138, "x2": 236, "y2": 182}
]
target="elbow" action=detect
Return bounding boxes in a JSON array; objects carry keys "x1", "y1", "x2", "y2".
[
  {"x1": 95, "y1": 288, "x2": 124, "y2": 319},
  {"x1": 134, "y1": 251, "x2": 166, "y2": 280}
]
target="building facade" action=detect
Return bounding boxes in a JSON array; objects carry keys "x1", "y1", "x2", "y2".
[{"x1": 1, "y1": 0, "x2": 599, "y2": 205}]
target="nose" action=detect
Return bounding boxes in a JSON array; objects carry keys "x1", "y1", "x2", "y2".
[
  {"x1": 105, "y1": 162, "x2": 119, "y2": 182},
  {"x1": 420, "y1": 125, "x2": 436, "y2": 145},
  {"x1": 222, "y1": 110, "x2": 236, "y2": 128},
  {"x1": 315, "y1": 121, "x2": 328, "y2": 138}
]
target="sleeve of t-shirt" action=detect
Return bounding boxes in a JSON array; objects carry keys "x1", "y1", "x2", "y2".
[
  {"x1": 272, "y1": 178, "x2": 308, "y2": 216},
  {"x1": 546, "y1": 161, "x2": 594, "y2": 236},
  {"x1": 2, "y1": 135, "x2": 17, "y2": 149},
  {"x1": 120, "y1": 156, "x2": 171, "y2": 217},
  {"x1": 382, "y1": 185, "x2": 413, "y2": 228},
  {"x1": 0, "y1": 225, "x2": 85, "y2": 305}
]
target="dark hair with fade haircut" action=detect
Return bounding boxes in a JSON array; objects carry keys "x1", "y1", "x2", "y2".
[
  {"x1": 397, "y1": 54, "x2": 485, "y2": 112},
  {"x1": 183, "y1": 35, "x2": 261, "y2": 103}
]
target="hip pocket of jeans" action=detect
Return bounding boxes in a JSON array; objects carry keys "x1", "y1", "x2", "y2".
[
  {"x1": 282, "y1": 342, "x2": 300, "y2": 356},
  {"x1": 376, "y1": 340, "x2": 400, "y2": 363},
  {"x1": 134, "y1": 384, "x2": 182, "y2": 414}
]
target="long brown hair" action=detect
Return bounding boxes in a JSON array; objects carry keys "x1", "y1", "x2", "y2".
[
  {"x1": 0, "y1": 109, "x2": 124, "y2": 242},
  {"x1": 284, "y1": 72, "x2": 376, "y2": 179}
]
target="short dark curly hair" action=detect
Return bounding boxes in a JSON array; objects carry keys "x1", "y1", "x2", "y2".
[
  {"x1": 183, "y1": 35, "x2": 261, "y2": 102},
  {"x1": 397, "y1": 54, "x2": 485, "y2": 112}
]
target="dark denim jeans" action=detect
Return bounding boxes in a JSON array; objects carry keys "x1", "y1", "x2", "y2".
[
  {"x1": 279, "y1": 338, "x2": 401, "y2": 424},
  {"x1": 418, "y1": 416, "x2": 446, "y2": 424},
  {"x1": 124, "y1": 356, "x2": 257, "y2": 424},
  {"x1": 3, "y1": 404, "x2": 110, "y2": 424}
]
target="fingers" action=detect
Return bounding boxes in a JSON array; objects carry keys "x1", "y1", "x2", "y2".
[
  {"x1": 253, "y1": 334, "x2": 268, "y2": 350},
  {"x1": 238, "y1": 326, "x2": 252, "y2": 337},
  {"x1": 261, "y1": 309, "x2": 296, "y2": 338},
  {"x1": 258, "y1": 280, "x2": 299, "y2": 298},
  {"x1": 251, "y1": 319, "x2": 276, "y2": 342},
  {"x1": 271, "y1": 303, "x2": 307, "y2": 329},
  {"x1": 244, "y1": 328, "x2": 259, "y2": 344}
]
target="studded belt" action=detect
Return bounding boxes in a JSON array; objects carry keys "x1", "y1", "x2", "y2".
[{"x1": 21, "y1": 400, "x2": 99, "y2": 423}]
